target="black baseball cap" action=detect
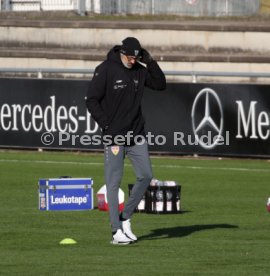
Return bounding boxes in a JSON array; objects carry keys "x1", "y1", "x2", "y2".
[{"x1": 120, "y1": 37, "x2": 142, "y2": 57}]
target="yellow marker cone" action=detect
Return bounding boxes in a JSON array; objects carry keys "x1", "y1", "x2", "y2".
[{"x1": 59, "y1": 238, "x2": 77, "y2": 245}]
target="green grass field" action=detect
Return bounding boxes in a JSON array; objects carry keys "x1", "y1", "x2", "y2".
[{"x1": 0, "y1": 150, "x2": 270, "y2": 275}]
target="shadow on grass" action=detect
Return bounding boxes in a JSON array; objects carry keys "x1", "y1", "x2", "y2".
[{"x1": 139, "y1": 224, "x2": 238, "y2": 240}]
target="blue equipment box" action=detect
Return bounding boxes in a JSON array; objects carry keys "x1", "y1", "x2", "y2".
[{"x1": 39, "y1": 178, "x2": 94, "y2": 211}]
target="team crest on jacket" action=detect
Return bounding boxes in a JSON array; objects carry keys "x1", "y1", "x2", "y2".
[{"x1": 111, "y1": 146, "x2": 120, "y2": 155}]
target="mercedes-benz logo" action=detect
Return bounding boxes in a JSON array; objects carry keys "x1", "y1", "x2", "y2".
[{"x1": 191, "y1": 88, "x2": 223, "y2": 149}]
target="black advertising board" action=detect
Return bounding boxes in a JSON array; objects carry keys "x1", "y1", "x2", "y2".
[
  {"x1": 142, "y1": 83, "x2": 270, "y2": 157},
  {"x1": 0, "y1": 78, "x2": 100, "y2": 150},
  {"x1": 0, "y1": 78, "x2": 270, "y2": 157}
]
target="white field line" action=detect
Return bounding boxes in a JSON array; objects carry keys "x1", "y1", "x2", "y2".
[{"x1": 0, "y1": 159, "x2": 270, "y2": 173}]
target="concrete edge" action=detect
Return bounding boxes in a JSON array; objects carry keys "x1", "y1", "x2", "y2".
[
  {"x1": 1, "y1": 19, "x2": 270, "y2": 32},
  {"x1": 1, "y1": 48, "x2": 270, "y2": 63}
]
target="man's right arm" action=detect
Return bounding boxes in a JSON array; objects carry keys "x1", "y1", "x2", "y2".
[{"x1": 86, "y1": 65, "x2": 109, "y2": 129}]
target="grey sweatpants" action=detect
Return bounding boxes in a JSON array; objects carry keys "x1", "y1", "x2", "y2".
[{"x1": 104, "y1": 141, "x2": 153, "y2": 232}]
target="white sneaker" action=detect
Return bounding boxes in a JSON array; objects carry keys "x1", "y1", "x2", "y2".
[
  {"x1": 111, "y1": 229, "x2": 134, "y2": 245},
  {"x1": 122, "y1": 219, "x2": 137, "y2": 241}
]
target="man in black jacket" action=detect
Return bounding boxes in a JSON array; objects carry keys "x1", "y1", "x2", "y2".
[{"x1": 86, "y1": 37, "x2": 166, "y2": 245}]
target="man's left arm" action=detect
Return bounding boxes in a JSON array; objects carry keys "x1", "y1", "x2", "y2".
[{"x1": 141, "y1": 49, "x2": 166, "y2": 91}]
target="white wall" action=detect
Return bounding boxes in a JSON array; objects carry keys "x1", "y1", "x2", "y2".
[{"x1": 1, "y1": 25, "x2": 270, "y2": 53}]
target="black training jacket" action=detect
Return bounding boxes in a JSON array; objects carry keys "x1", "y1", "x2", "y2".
[{"x1": 86, "y1": 46, "x2": 166, "y2": 141}]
